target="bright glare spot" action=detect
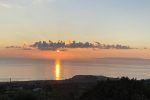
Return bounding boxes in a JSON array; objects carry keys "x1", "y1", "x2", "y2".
[{"x1": 56, "y1": 50, "x2": 60, "y2": 53}]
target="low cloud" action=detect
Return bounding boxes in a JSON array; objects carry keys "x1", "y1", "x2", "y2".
[
  {"x1": 30, "y1": 40, "x2": 131, "y2": 50},
  {"x1": 6, "y1": 45, "x2": 33, "y2": 50}
]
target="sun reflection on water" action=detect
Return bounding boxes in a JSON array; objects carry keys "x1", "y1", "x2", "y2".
[{"x1": 54, "y1": 59, "x2": 61, "y2": 80}]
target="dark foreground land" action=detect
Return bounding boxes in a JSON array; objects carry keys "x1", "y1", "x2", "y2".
[{"x1": 0, "y1": 75, "x2": 150, "y2": 100}]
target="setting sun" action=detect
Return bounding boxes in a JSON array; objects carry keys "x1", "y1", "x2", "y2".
[{"x1": 56, "y1": 50, "x2": 60, "y2": 53}]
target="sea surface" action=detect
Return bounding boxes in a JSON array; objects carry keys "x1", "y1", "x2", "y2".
[{"x1": 0, "y1": 58, "x2": 150, "y2": 81}]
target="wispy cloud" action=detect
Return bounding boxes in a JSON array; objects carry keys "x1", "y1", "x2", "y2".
[
  {"x1": 0, "y1": 3, "x2": 11, "y2": 8},
  {"x1": 0, "y1": 0, "x2": 26, "y2": 8},
  {"x1": 0, "y1": 0, "x2": 57, "y2": 8}
]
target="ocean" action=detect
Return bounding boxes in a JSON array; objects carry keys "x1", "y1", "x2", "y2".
[{"x1": 0, "y1": 58, "x2": 150, "y2": 81}]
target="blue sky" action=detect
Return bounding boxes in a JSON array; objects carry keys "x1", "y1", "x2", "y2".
[{"x1": 0, "y1": 0, "x2": 150, "y2": 48}]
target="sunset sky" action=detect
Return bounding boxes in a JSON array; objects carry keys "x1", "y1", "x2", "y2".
[{"x1": 0, "y1": 0, "x2": 150, "y2": 48}]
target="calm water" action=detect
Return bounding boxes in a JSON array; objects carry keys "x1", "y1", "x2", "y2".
[{"x1": 0, "y1": 58, "x2": 150, "y2": 81}]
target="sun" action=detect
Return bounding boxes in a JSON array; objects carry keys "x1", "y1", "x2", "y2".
[{"x1": 56, "y1": 50, "x2": 60, "y2": 53}]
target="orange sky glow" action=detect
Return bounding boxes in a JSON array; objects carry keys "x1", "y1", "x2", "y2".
[{"x1": 0, "y1": 48, "x2": 150, "y2": 60}]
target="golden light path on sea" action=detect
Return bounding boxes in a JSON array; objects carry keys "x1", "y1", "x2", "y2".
[{"x1": 54, "y1": 59, "x2": 61, "y2": 80}]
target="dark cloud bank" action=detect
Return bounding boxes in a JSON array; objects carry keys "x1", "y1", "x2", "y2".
[
  {"x1": 30, "y1": 40, "x2": 131, "y2": 50},
  {"x1": 6, "y1": 40, "x2": 131, "y2": 51}
]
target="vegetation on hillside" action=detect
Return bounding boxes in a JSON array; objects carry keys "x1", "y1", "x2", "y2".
[{"x1": 0, "y1": 77, "x2": 150, "y2": 100}]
